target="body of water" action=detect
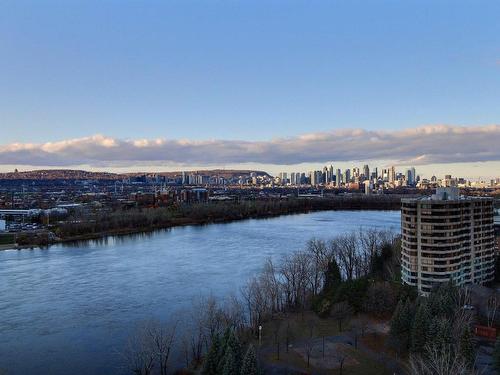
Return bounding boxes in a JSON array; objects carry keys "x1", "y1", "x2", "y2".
[{"x1": 0, "y1": 210, "x2": 400, "y2": 375}]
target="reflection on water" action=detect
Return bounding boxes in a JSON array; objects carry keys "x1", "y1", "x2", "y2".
[{"x1": 0, "y1": 210, "x2": 400, "y2": 375}]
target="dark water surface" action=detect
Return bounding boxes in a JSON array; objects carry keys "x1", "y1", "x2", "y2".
[{"x1": 0, "y1": 210, "x2": 400, "y2": 375}]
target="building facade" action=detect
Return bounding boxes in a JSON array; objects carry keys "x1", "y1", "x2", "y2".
[{"x1": 401, "y1": 187, "x2": 495, "y2": 295}]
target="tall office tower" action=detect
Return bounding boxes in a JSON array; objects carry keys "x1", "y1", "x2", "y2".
[
  {"x1": 316, "y1": 170, "x2": 323, "y2": 185},
  {"x1": 182, "y1": 171, "x2": 187, "y2": 185},
  {"x1": 279, "y1": 172, "x2": 288, "y2": 185},
  {"x1": 406, "y1": 167, "x2": 416, "y2": 186},
  {"x1": 328, "y1": 165, "x2": 334, "y2": 184},
  {"x1": 389, "y1": 166, "x2": 396, "y2": 183},
  {"x1": 309, "y1": 171, "x2": 316, "y2": 186},
  {"x1": 336, "y1": 169, "x2": 342, "y2": 187},
  {"x1": 363, "y1": 164, "x2": 370, "y2": 180},
  {"x1": 335, "y1": 168, "x2": 342, "y2": 187},
  {"x1": 300, "y1": 172, "x2": 306, "y2": 185},
  {"x1": 290, "y1": 172, "x2": 296, "y2": 185},
  {"x1": 401, "y1": 187, "x2": 495, "y2": 295},
  {"x1": 352, "y1": 167, "x2": 360, "y2": 178},
  {"x1": 343, "y1": 169, "x2": 351, "y2": 184}
]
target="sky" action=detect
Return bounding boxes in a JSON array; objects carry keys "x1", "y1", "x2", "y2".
[{"x1": 0, "y1": 0, "x2": 499, "y2": 178}]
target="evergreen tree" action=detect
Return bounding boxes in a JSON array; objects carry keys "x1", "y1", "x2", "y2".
[
  {"x1": 219, "y1": 329, "x2": 243, "y2": 374},
  {"x1": 389, "y1": 298, "x2": 412, "y2": 352},
  {"x1": 225, "y1": 330, "x2": 243, "y2": 368},
  {"x1": 202, "y1": 334, "x2": 222, "y2": 375},
  {"x1": 217, "y1": 328, "x2": 232, "y2": 373},
  {"x1": 459, "y1": 327, "x2": 475, "y2": 369},
  {"x1": 411, "y1": 300, "x2": 430, "y2": 354},
  {"x1": 222, "y1": 349, "x2": 238, "y2": 375},
  {"x1": 324, "y1": 259, "x2": 342, "y2": 292},
  {"x1": 493, "y1": 337, "x2": 500, "y2": 373},
  {"x1": 240, "y1": 345, "x2": 258, "y2": 375}
]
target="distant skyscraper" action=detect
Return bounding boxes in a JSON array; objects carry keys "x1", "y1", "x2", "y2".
[
  {"x1": 389, "y1": 166, "x2": 396, "y2": 183},
  {"x1": 344, "y1": 169, "x2": 351, "y2": 184},
  {"x1": 352, "y1": 167, "x2": 360, "y2": 178},
  {"x1": 363, "y1": 164, "x2": 370, "y2": 180},
  {"x1": 405, "y1": 167, "x2": 416, "y2": 186},
  {"x1": 336, "y1": 169, "x2": 342, "y2": 187}
]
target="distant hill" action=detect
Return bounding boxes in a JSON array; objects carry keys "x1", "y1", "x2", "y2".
[{"x1": 0, "y1": 169, "x2": 272, "y2": 180}]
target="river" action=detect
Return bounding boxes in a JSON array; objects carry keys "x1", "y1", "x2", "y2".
[{"x1": 0, "y1": 210, "x2": 400, "y2": 375}]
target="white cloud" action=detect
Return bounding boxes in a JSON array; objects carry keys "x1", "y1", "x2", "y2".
[{"x1": 1, "y1": 124, "x2": 499, "y2": 167}]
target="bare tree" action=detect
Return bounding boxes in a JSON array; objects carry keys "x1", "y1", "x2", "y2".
[
  {"x1": 330, "y1": 233, "x2": 359, "y2": 281},
  {"x1": 486, "y1": 294, "x2": 499, "y2": 328},
  {"x1": 123, "y1": 336, "x2": 154, "y2": 374},
  {"x1": 331, "y1": 301, "x2": 353, "y2": 332},
  {"x1": 272, "y1": 318, "x2": 283, "y2": 360},
  {"x1": 279, "y1": 251, "x2": 312, "y2": 310},
  {"x1": 146, "y1": 320, "x2": 177, "y2": 375},
  {"x1": 305, "y1": 239, "x2": 329, "y2": 296},
  {"x1": 358, "y1": 228, "x2": 380, "y2": 277},
  {"x1": 241, "y1": 276, "x2": 269, "y2": 333},
  {"x1": 260, "y1": 258, "x2": 282, "y2": 314},
  {"x1": 122, "y1": 320, "x2": 173, "y2": 375},
  {"x1": 304, "y1": 318, "x2": 316, "y2": 368},
  {"x1": 333, "y1": 345, "x2": 348, "y2": 375},
  {"x1": 408, "y1": 344, "x2": 478, "y2": 375},
  {"x1": 222, "y1": 292, "x2": 247, "y2": 333}
]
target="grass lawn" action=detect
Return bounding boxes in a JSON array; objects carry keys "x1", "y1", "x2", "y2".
[
  {"x1": 0, "y1": 233, "x2": 15, "y2": 245},
  {"x1": 259, "y1": 311, "x2": 349, "y2": 346},
  {"x1": 259, "y1": 311, "x2": 392, "y2": 375}
]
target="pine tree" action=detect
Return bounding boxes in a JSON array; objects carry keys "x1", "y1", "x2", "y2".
[
  {"x1": 389, "y1": 298, "x2": 412, "y2": 352},
  {"x1": 217, "y1": 329, "x2": 232, "y2": 373},
  {"x1": 459, "y1": 327, "x2": 475, "y2": 369},
  {"x1": 324, "y1": 259, "x2": 342, "y2": 292},
  {"x1": 222, "y1": 349, "x2": 238, "y2": 375},
  {"x1": 226, "y1": 330, "x2": 243, "y2": 368},
  {"x1": 219, "y1": 329, "x2": 243, "y2": 374},
  {"x1": 240, "y1": 345, "x2": 258, "y2": 375},
  {"x1": 203, "y1": 334, "x2": 222, "y2": 375},
  {"x1": 493, "y1": 337, "x2": 500, "y2": 372},
  {"x1": 411, "y1": 300, "x2": 430, "y2": 354}
]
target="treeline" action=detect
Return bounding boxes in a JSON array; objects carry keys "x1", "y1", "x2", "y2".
[{"x1": 55, "y1": 196, "x2": 401, "y2": 240}]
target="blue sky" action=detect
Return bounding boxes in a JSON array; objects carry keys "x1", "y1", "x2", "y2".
[{"x1": 0, "y1": 1, "x2": 499, "y2": 177}]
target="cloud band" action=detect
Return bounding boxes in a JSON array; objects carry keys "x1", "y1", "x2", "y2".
[{"x1": 1, "y1": 124, "x2": 499, "y2": 167}]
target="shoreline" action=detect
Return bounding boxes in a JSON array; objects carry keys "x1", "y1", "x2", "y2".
[{"x1": 2, "y1": 206, "x2": 401, "y2": 250}]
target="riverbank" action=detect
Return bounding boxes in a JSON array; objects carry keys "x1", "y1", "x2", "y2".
[{"x1": 5, "y1": 195, "x2": 404, "y2": 249}]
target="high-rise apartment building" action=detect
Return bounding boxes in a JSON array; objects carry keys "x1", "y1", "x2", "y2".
[{"x1": 401, "y1": 187, "x2": 495, "y2": 295}]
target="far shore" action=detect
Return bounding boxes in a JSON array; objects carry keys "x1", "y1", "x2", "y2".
[{"x1": 1, "y1": 204, "x2": 401, "y2": 250}]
